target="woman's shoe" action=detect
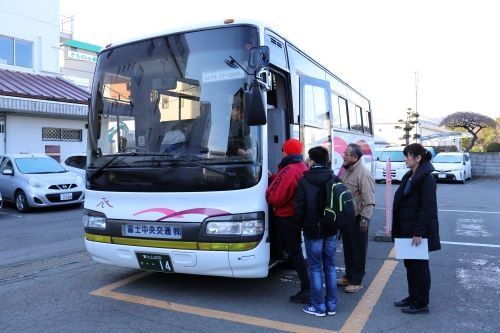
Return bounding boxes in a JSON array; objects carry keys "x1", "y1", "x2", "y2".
[
  {"x1": 401, "y1": 305, "x2": 429, "y2": 314},
  {"x1": 394, "y1": 297, "x2": 413, "y2": 307}
]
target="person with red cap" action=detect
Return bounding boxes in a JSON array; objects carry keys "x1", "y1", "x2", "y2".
[{"x1": 266, "y1": 138, "x2": 310, "y2": 303}]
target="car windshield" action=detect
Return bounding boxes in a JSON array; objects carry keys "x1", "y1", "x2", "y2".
[
  {"x1": 432, "y1": 154, "x2": 462, "y2": 163},
  {"x1": 379, "y1": 150, "x2": 405, "y2": 162},
  {"x1": 15, "y1": 157, "x2": 67, "y2": 174}
]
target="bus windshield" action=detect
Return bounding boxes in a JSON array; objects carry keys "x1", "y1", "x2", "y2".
[{"x1": 88, "y1": 26, "x2": 262, "y2": 192}]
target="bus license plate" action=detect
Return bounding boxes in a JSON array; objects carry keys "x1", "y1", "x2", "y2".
[
  {"x1": 136, "y1": 252, "x2": 174, "y2": 273},
  {"x1": 60, "y1": 193, "x2": 73, "y2": 201}
]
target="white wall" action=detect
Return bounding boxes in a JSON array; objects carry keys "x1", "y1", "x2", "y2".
[
  {"x1": 5, "y1": 115, "x2": 87, "y2": 159},
  {"x1": 0, "y1": 0, "x2": 60, "y2": 73}
]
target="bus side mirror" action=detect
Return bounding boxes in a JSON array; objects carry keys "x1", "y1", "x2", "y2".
[
  {"x1": 248, "y1": 46, "x2": 269, "y2": 69},
  {"x1": 244, "y1": 80, "x2": 267, "y2": 126}
]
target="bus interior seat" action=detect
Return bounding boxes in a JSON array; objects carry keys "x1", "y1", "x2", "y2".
[{"x1": 184, "y1": 103, "x2": 211, "y2": 154}]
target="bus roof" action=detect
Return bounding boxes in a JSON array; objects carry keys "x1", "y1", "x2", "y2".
[{"x1": 101, "y1": 19, "x2": 268, "y2": 51}]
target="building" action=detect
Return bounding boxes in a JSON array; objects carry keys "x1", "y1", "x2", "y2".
[
  {"x1": 0, "y1": 0, "x2": 90, "y2": 160},
  {"x1": 374, "y1": 117, "x2": 469, "y2": 149},
  {"x1": 60, "y1": 37, "x2": 101, "y2": 92}
]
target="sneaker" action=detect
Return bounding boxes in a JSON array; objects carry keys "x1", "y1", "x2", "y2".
[
  {"x1": 289, "y1": 289, "x2": 310, "y2": 304},
  {"x1": 302, "y1": 304, "x2": 326, "y2": 317},
  {"x1": 344, "y1": 284, "x2": 363, "y2": 293},
  {"x1": 336, "y1": 276, "x2": 350, "y2": 286},
  {"x1": 327, "y1": 308, "x2": 337, "y2": 316}
]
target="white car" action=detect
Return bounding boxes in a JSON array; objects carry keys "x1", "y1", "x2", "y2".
[
  {"x1": 61, "y1": 154, "x2": 86, "y2": 178},
  {"x1": 374, "y1": 147, "x2": 409, "y2": 183},
  {"x1": 431, "y1": 152, "x2": 472, "y2": 184}
]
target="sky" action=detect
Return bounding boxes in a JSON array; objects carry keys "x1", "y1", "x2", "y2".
[{"x1": 60, "y1": 0, "x2": 500, "y2": 122}]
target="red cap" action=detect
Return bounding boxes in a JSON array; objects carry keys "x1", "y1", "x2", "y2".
[{"x1": 282, "y1": 139, "x2": 302, "y2": 155}]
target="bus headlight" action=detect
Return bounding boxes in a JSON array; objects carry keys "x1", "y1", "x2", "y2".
[
  {"x1": 83, "y1": 210, "x2": 107, "y2": 229},
  {"x1": 205, "y1": 212, "x2": 264, "y2": 236}
]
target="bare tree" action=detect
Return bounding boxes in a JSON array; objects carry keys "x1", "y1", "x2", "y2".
[{"x1": 440, "y1": 112, "x2": 496, "y2": 151}]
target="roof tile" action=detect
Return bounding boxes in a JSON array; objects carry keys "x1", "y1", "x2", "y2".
[{"x1": 0, "y1": 69, "x2": 90, "y2": 104}]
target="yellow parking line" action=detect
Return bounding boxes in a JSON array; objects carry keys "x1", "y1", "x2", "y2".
[
  {"x1": 340, "y1": 258, "x2": 398, "y2": 333},
  {"x1": 93, "y1": 286, "x2": 336, "y2": 333},
  {"x1": 90, "y1": 247, "x2": 398, "y2": 333},
  {"x1": 388, "y1": 246, "x2": 396, "y2": 259}
]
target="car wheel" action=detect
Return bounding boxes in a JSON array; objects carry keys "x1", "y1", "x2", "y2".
[{"x1": 15, "y1": 190, "x2": 30, "y2": 212}]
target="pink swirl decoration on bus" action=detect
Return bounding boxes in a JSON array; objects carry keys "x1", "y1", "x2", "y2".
[
  {"x1": 133, "y1": 207, "x2": 230, "y2": 221},
  {"x1": 334, "y1": 137, "x2": 373, "y2": 177}
]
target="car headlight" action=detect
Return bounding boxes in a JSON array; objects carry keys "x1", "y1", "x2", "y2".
[
  {"x1": 76, "y1": 176, "x2": 84, "y2": 185},
  {"x1": 83, "y1": 210, "x2": 107, "y2": 229},
  {"x1": 376, "y1": 164, "x2": 384, "y2": 170},
  {"x1": 205, "y1": 212, "x2": 264, "y2": 236},
  {"x1": 28, "y1": 178, "x2": 47, "y2": 188}
]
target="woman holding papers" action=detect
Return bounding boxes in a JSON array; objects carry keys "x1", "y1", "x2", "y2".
[{"x1": 392, "y1": 143, "x2": 441, "y2": 314}]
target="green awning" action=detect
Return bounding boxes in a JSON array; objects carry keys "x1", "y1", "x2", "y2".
[{"x1": 63, "y1": 40, "x2": 102, "y2": 53}]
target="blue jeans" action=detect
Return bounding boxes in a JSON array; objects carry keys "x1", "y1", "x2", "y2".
[{"x1": 304, "y1": 236, "x2": 337, "y2": 312}]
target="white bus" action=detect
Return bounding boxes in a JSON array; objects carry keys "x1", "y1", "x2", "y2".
[{"x1": 83, "y1": 20, "x2": 374, "y2": 278}]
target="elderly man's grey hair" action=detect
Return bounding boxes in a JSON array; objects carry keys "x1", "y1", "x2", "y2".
[{"x1": 347, "y1": 143, "x2": 363, "y2": 159}]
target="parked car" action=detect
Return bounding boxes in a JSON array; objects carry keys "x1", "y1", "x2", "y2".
[
  {"x1": 431, "y1": 152, "x2": 472, "y2": 184},
  {"x1": 374, "y1": 146, "x2": 409, "y2": 183},
  {"x1": 424, "y1": 146, "x2": 437, "y2": 158},
  {"x1": 61, "y1": 153, "x2": 86, "y2": 178},
  {"x1": 0, "y1": 153, "x2": 85, "y2": 212}
]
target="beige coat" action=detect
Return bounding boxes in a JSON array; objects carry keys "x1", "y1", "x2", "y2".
[{"x1": 340, "y1": 159, "x2": 375, "y2": 219}]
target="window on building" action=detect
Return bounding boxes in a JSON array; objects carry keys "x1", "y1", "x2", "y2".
[
  {"x1": 0, "y1": 35, "x2": 33, "y2": 68},
  {"x1": 42, "y1": 128, "x2": 82, "y2": 142}
]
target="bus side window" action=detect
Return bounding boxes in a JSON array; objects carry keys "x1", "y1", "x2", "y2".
[
  {"x1": 331, "y1": 93, "x2": 342, "y2": 129},
  {"x1": 362, "y1": 109, "x2": 372, "y2": 134}
]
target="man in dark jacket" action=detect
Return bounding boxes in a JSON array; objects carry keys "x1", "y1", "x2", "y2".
[
  {"x1": 294, "y1": 146, "x2": 339, "y2": 317},
  {"x1": 266, "y1": 138, "x2": 310, "y2": 303},
  {"x1": 392, "y1": 143, "x2": 441, "y2": 314}
]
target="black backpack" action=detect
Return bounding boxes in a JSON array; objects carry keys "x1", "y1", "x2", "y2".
[{"x1": 322, "y1": 180, "x2": 356, "y2": 232}]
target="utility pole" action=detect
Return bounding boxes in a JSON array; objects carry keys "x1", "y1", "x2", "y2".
[{"x1": 414, "y1": 71, "x2": 420, "y2": 143}]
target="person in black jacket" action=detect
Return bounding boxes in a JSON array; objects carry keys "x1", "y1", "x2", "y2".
[
  {"x1": 392, "y1": 143, "x2": 441, "y2": 314},
  {"x1": 294, "y1": 146, "x2": 339, "y2": 317}
]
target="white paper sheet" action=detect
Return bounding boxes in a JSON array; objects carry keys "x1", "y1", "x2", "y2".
[{"x1": 394, "y1": 238, "x2": 429, "y2": 260}]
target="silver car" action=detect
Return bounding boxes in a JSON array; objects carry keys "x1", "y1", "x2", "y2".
[{"x1": 0, "y1": 154, "x2": 85, "y2": 212}]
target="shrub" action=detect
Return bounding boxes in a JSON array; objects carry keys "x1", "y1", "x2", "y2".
[
  {"x1": 434, "y1": 145, "x2": 458, "y2": 153},
  {"x1": 486, "y1": 142, "x2": 500, "y2": 152}
]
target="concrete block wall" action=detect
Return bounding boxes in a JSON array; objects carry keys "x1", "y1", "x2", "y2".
[{"x1": 470, "y1": 152, "x2": 500, "y2": 178}]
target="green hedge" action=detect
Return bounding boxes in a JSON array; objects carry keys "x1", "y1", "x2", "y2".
[{"x1": 486, "y1": 142, "x2": 500, "y2": 152}]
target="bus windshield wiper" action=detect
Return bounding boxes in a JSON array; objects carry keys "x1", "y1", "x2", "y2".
[
  {"x1": 90, "y1": 153, "x2": 236, "y2": 180},
  {"x1": 164, "y1": 155, "x2": 236, "y2": 178},
  {"x1": 89, "y1": 152, "x2": 138, "y2": 181}
]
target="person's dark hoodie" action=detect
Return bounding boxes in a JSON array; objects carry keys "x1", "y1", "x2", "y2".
[{"x1": 294, "y1": 165, "x2": 340, "y2": 239}]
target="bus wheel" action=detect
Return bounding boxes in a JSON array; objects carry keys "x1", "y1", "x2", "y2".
[{"x1": 15, "y1": 190, "x2": 30, "y2": 213}]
